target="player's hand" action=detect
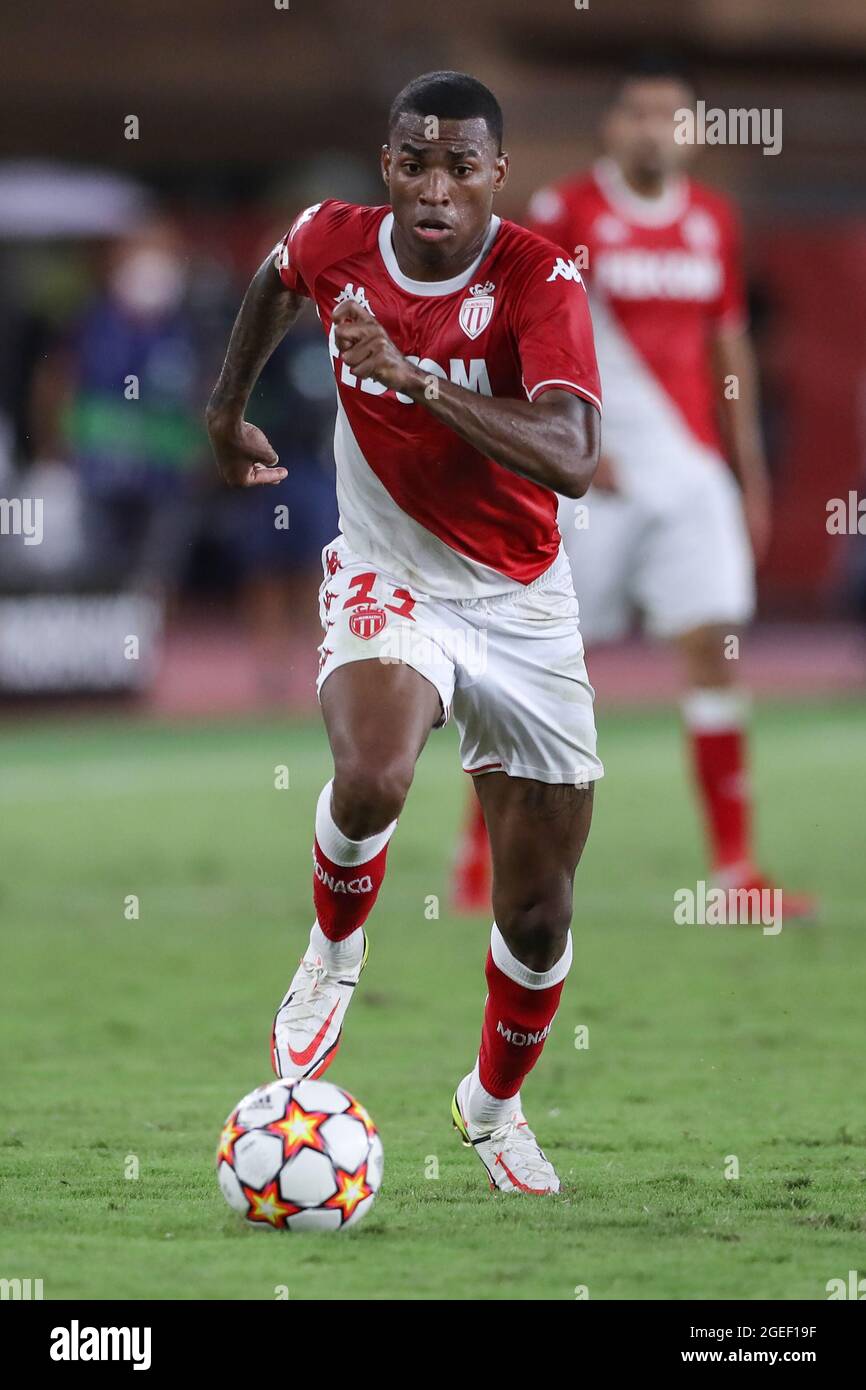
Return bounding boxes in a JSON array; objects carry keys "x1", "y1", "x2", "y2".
[
  {"x1": 741, "y1": 475, "x2": 772, "y2": 563},
  {"x1": 332, "y1": 301, "x2": 420, "y2": 395},
  {"x1": 591, "y1": 454, "x2": 620, "y2": 493},
  {"x1": 205, "y1": 413, "x2": 288, "y2": 489}
]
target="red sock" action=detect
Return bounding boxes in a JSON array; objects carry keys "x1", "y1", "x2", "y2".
[
  {"x1": 311, "y1": 779, "x2": 396, "y2": 942},
  {"x1": 478, "y1": 927, "x2": 571, "y2": 1100},
  {"x1": 683, "y1": 691, "x2": 752, "y2": 876},
  {"x1": 312, "y1": 839, "x2": 389, "y2": 941}
]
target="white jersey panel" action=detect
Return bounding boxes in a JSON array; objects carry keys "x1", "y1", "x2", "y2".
[
  {"x1": 332, "y1": 397, "x2": 527, "y2": 600},
  {"x1": 590, "y1": 295, "x2": 728, "y2": 511}
]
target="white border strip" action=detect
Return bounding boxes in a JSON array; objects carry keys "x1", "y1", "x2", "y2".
[
  {"x1": 525, "y1": 377, "x2": 603, "y2": 412},
  {"x1": 377, "y1": 211, "x2": 501, "y2": 297}
]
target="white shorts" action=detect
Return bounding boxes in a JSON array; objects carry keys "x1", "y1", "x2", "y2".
[
  {"x1": 559, "y1": 458, "x2": 756, "y2": 643},
  {"x1": 315, "y1": 536, "x2": 603, "y2": 787}
]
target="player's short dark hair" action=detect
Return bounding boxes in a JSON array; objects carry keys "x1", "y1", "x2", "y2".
[
  {"x1": 388, "y1": 71, "x2": 504, "y2": 152},
  {"x1": 616, "y1": 50, "x2": 695, "y2": 96}
]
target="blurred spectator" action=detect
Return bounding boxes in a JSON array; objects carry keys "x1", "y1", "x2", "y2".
[{"x1": 30, "y1": 217, "x2": 207, "y2": 598}]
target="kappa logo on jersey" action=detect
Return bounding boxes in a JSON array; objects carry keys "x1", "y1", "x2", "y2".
[
  {"x1": 546, "y1": 256, "x2": 585, "y2": 286},
  {"x1": 593, "y1": 213, "x2": 629, "y2": 245},
  {"x1": 681, "y1": 208, "x2": 720, "y2": 254},
  {"x1": 527, "y1": 186, "x2": 565, "y2": 225},
  {"x1": 335, "y1": 282, "x2": 374, "y2": 315},
  {"x1": 349, "y1": 604, "x2": 387, "y2": 640},
  {"x1": 458, "y1": 280, "x2": 496, "y2": 340}
]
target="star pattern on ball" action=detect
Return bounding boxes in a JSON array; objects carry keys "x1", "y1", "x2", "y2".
[
  {"x1": 243, "y1": 1179, "x2": 301, "y2": 1229},
  {"x1": 345, "y1": 1097, "x2": 377, "y2": 1138},
  {"x1": 324, "y1": 1162, "x2": 374, "y2": 1224},
  {"x1": 266, "y1": 1100, "x2": 330, "y2": 1160},
  {"x1": 217, "y1": 1113, "x2": 245, "y2": 1165}
]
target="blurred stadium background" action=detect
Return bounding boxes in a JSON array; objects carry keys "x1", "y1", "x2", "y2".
[{"x1": 1, "y1": 0, "x2": 865, "y2": 711}]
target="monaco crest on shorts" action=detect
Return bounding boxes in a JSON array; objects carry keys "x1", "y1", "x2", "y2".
[
  {"x1": 459, "y1": 281, "x2": 495, "y2": 340},
  {"x1": 349, "y1": 605, "x2": 387, "y2": 641}
]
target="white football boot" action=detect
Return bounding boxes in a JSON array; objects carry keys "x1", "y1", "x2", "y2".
[
  {"x1": 271, "y1": 933, "x2": 368, "y2": 1081},
  {"x1": 451, "y1": 1073, "x2": 561, "y2": 1194}
]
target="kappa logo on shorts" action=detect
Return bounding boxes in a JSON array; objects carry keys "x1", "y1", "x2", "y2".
[
  {"x1": 349, "y1": 604, "x2": 387, "y2": 641},
  {"x1": 459, "y1": 281, "x2": 496, "y2": 340}
]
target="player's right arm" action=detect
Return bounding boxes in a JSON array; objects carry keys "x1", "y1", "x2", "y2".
[{"x1": 206, "y1": 254, "x2": 304, "y2": 488}]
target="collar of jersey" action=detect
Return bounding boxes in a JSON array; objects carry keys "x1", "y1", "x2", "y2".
[
  {"x1": 593, "y1": 157, "x2": 688, "y2": 228},
  {"x1": 377, "y1": 210, "x2": 501, "y2": 296}
]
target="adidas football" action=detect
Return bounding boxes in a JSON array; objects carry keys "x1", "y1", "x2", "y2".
[{"x1": 216, "y1": 1078, "x2": 383, "y2": 1231}]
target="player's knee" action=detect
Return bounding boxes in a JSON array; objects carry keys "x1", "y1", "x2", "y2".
[
  {"x1": 495, "y1": 886, "x2": 573, "y2": 972},
  {"x1": 331, "y1": 756, "x2": 414, "y2": 838},
  {"x1": 680, "y1": 624, "x2": 736, "y2": 687}
]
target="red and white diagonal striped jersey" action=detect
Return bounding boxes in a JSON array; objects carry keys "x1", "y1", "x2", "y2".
[{"x1": 275, "y1": 200, "x2": 601, "y2": 598}]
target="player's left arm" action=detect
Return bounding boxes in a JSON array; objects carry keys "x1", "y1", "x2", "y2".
[
  {"x1": 712, "y1": 327, "x2": 771, "y2": 561},
  {"x1": 709, "y1": 199, "x2": 772, "y2": 561},
  {"x1": 711, "y1": 327, "x2": 770, "y2": 556},
  {"x1": 332, "y1": 302, "x2": 601, "y2": 499}
]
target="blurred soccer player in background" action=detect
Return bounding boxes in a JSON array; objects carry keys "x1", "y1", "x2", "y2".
[{"x1": 452, "y1": 58, "x2": 814, "y2": 919}]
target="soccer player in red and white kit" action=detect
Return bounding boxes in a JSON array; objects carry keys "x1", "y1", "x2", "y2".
[
  {"x1": 206, "y1": 72, "x2": 604, "y2": 1193},
  {"x1": 452, "y1": 60, "x2": 813, "y2": 918}
]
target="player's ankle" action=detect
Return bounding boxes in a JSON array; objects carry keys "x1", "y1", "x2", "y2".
[
  {"x1": 713, "y1": 858, "x2": 756, "y2": 886},
  {"x1": 462, "y1": 1064, "x2": 517, "y2": 1130},
  {"x1": 310, "y1": 921, "x2": 364, "y2": 971}
]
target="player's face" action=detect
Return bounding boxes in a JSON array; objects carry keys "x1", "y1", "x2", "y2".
[
  {"x1": 604, "y1": 78, "x2": 694, "y2": 184},
  {"x1": 382, "y1": 115, "x2": 508, "y2": 274}
]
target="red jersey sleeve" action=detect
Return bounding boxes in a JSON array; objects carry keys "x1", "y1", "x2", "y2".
[
  {"x1": 273, "y1": 198, "x2": 374, "y2": 304},
  {"x1": 710, "y1": 199, "x2": 748, "y2": 333},
  {"x1": 273, "y1": 200, "x2": 337, "y2": 298},
  {"x1": 512, "y1": 248, "x2": 602, "y2": 412}
]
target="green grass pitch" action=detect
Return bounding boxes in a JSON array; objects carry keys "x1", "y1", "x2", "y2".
[{"x1": 1, "y1": 699, "x2": 864, "y2": 1300}]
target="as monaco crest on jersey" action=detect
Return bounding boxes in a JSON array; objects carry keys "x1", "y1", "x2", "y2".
[
  {"x1": 459, "y1": 281, "x2": 495, "y2": 340},
  {"x1": 349, "y1": 605, "x2": 387, "y2": 641}
]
